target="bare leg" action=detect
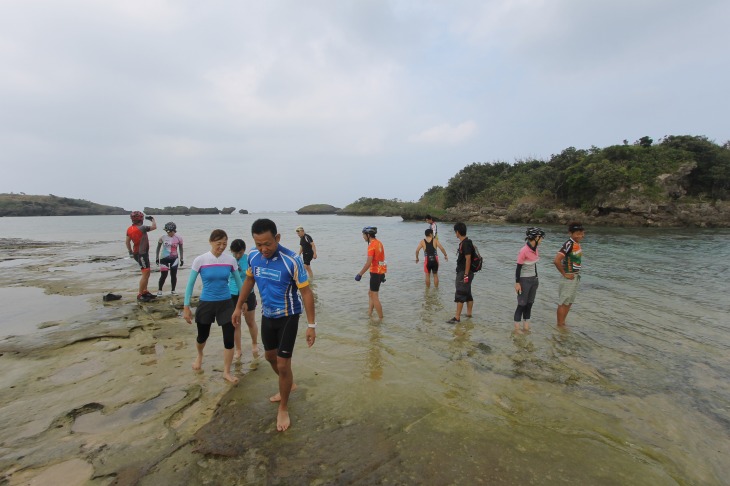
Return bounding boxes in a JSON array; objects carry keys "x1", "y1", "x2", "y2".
[
  {"x1": 523, "y1": 320, "x2": 530, "y2": 332},
  {"x1": 244, "y1": 309, "x2": 259, "y2": 357},
  {"x1": 266, "y1": 350, "x2": 297, "y2": 402},
  {"x1": 513, "y1": 321, "x2": 523, "y2": 334},
  {"x1": 557, "y1": 304, "x2": 572, "y2": 327},
  {"x1": 233, "y1": 325, "x2": 242, "y2": 360},
  {"x1": 424, "y1": 273, "x2": 430, "y2": 287},
  {"x1": 434, "y1": 273, "x2": 439, "y2": 288},
  {"x1": 454, "y1": 302, "x2": 464, "y2": 320},
  {"x1": 223, "y1": 348, "x2": 238, "y2": 384},
  {"x1": 193, "y1": 341, "x2": 205, "y2": 370},
  {"x1": 275, "y1": 356, "x2": 293, "y2": 431},
  {"x1": 264, "y1": 350, "x2": 294, "y2": 431},
  {"x1": 465, "y1": 300, "x2": 473, "y2": 318},
  {"x1": 305, "y1": 264, "x2": 313, "y2": 280},
  {"x1": 139, "y1": 271, "x2": 151, "y2": 294},
  {"x1": 369, "y1": 290, "x2": 383, "y2": 320}
]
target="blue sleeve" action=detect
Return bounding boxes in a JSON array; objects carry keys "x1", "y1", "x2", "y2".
[
  {"x1": 232, "y1": 265, "x2": 243, "y2": 291},
  {"x1": 184, "y1": 270, "x2": 199, "y2": 306},
  {"x1": 228, "y1": 267, "x2": 241, "y2": 296}
]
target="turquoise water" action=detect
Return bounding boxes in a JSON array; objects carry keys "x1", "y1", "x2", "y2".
[{"x1": 2, "y1": 214, "x2": 729, "y2": 483}]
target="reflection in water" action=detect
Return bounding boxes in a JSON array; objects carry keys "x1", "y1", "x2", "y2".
[
  {"x1": 365, "y1": 322, "x2": 383, "y2": 380},
  {"x1": 448, "y1": 320, "x2": 474, "y2": 360},
  {"x1": 510, "y1": 332, "x2": 536, "y2": 378},
  {"x1": 419, "y1": 286, "x2": 444, "y2": 326}
]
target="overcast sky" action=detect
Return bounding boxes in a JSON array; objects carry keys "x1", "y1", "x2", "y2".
[{"x1": 1, "y1": 1, "x2": 728, "y2": 212}]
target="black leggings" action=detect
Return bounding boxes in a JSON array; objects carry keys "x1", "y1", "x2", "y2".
[
  {"x1": 514, "y1": 302, "x2": 534, "y2": 322},
  {"x1": 196, "y1": 322, "x2": 235, "y2": 349},
  {"x1": 159, "y1": 265, "x2": 178, "y2": 291}
]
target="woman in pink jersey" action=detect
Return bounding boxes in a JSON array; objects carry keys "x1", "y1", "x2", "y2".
[
  {"x1": 513, "y1": 227, "x2": 545, "y2": 334},
  {"x1": 155, "y1": 222, "x2": 184, "y2": 296}
]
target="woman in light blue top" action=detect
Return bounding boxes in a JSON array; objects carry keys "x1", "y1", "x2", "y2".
[{"x1": 183, "y1": 229, "x2": 243, "y2": 384}]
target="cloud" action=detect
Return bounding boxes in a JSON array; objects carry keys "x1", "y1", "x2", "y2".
[
  {"x1": 408, "y1": 121, "x2": 477, "y2": 145},
  {"x1": 0, "y1": 1, "x2": 728, "y2": 211}
]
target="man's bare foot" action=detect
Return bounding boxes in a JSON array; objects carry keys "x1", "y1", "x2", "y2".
[
  {"x1": 513, "y1": 328, "x2": 523, "y2": 335},
  {"x1": 270, "y1": 383, "x2": 297, "y2": 402},
  {"x1": 234, "y1": 350, "x2": 242, "y2": 361},
  {"x1": 252, "y1": 344, "x2": 259, "y2": 358},
  {"x1": 192, "y1": 355, "x2": 203, "y2": 370},
  {"x1": 223, "y1": 373, "x2": 239, "y2": 384},
  {"x1": 277, "y1": 409, "x2": 291, "y2": 431}
]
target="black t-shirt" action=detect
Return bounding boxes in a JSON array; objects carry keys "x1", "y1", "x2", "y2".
[
  {"x1": 456, "y1": 238, "x2": 474, "y2": 272},
  {"x1": 300, "y1": 234, "x2": 314, "y2": 254}
]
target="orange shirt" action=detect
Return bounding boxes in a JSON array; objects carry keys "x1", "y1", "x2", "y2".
[{"x1": 367, "y1": 238, "x2": 386, "y2": 274}]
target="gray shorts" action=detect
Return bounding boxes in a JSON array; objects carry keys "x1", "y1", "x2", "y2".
[
  {"x1": 517, "y1": 276, "x2": 539, "y2": 306},
  {"x1": 454, "y1": 270, "x2": 473, "y2": 303},
  {"x1": 558, "y1": 274, "x2": 581, "y2": 305}
]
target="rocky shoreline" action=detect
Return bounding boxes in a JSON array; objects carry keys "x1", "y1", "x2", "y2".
[{"x1": 439, "y1": 200, "x2": 730, "y2": 228}]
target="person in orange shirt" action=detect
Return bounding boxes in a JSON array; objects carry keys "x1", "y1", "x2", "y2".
[
  {"x1": 355, "y1": 226, "x2": 386, "y2": 320},
  {"x1": 125, "y1": 211, "x2": 157, "y2": 301}
]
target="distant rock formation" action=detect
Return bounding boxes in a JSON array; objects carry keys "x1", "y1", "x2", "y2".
[
  {"x1": 0, "y1": 194, "x2": 127, "y2": 217},
  {"x1": 221, "y1": 207, "x2": 235, "y2": 214},
  {"x1": 296, "y1": 204, "x2": 340, "y2": 215},
  {"x1": 144, "y1": 206, "x2": 221, "y2": 215},
  {"x1": 238, "y1": 209, "x2": 249, "y2": 214}
]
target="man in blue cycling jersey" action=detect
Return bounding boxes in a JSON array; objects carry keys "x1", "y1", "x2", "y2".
[{"x1": 233, "y1": 218, "x2": 316, "y2": 432}]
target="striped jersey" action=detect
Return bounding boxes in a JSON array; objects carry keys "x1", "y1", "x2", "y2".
[
  {"x1": 558, "y1": 238, "x2": 582, "y2": 274},
  {"x1": 191, "y1": 251, "x2": 239, "y2": 302}
]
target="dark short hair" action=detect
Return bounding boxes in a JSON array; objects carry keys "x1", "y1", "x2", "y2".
[
  {"x1": 230, "y1": 238, "x2": 246, "y2": 252},
  {"x1": 425, "y1": 215, "x2": 433, "y2": 220},
  {"x1": 568, "y1": 222, "x2": 584, "y2": 233},
  {"x1": 425, "y1": 229, "x2": 433, "y2": 237},
  {"x1": 252, "y1": 218, "x2": 278, "y2": 237},
  {"x1": 209, "y1": 229, "x2": 228, "y2": 242},
  {"x1": 453, "y1": 222, "x2": 467, "y2": 236}
]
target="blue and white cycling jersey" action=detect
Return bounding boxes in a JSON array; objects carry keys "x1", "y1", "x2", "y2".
[{"x1": 246, "y1": 244, "x2": 308, "y2": 318}]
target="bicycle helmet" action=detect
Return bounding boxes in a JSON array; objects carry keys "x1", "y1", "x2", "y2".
[
  {"x1": 362, "y1": 226, "x2": 377, "y2": 236},
  {"x1": 164, "y1": 222, "x2": 177, "y2": 232},
  {"x1": 130, "y1": 211, "x2": 144, "y2": 223},
  {"x1": 525, "y1": 227, "x2": 545, "y2": 240}
]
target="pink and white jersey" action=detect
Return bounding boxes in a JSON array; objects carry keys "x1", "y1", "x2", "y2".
[
  {"x1": 516, "y1": 244, "x2": 539, "y2": 278},
  {"x1": 159, "y1": 234, "x2": 183, "y2": 270}
]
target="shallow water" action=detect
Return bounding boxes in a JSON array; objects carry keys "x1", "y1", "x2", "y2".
[
  {"x1": 1, "y1": 214, "x2": 729, "y2": 484},
  {"x1": 0, "y1": 287, "x2": 92, "y2": 336}
]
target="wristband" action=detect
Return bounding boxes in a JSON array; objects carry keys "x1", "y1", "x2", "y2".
[{"x1": 307, "y1": 322, "x2": 317, "y2": 328}]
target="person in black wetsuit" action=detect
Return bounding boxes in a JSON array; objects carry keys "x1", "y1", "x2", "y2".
[
  {"x1": 415, "y1": 228, "x2": 448, "y2": 287},
  {"x1": 296, "y1": 226, "x2": 317, "y2": 279}
]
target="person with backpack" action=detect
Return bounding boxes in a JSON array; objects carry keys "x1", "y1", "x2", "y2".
[{"x1": 448, "y1": 222, "x2": 476, "y2": 323}]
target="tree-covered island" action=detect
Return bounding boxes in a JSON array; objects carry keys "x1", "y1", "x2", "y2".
[{"x1": 339, "y1": 135, "x2": 730, "y2": 227}]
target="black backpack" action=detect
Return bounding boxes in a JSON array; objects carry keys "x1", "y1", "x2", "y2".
[
  {"x1": 470, "y1": 241, "x2": 483, "y2": 273},
  {"x1": 460, "y1": 238, "x2": 483, "y2": 273}
]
